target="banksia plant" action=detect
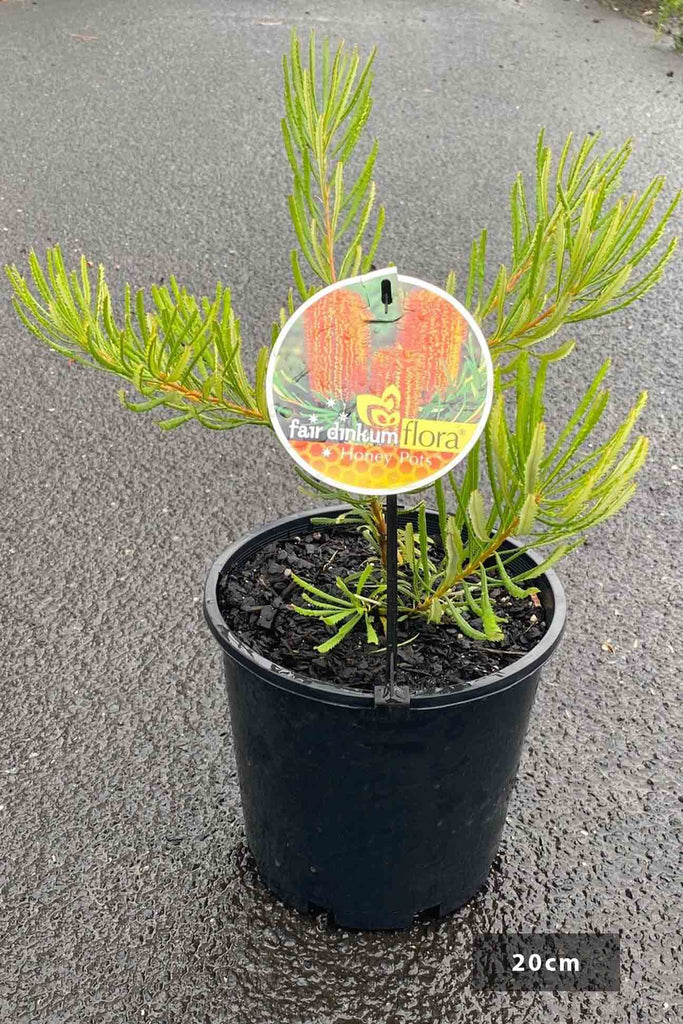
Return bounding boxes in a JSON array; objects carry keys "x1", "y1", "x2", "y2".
[
  {"x1": 4, "y1": 30, "x2": 680, "y2": 652},
  {"x1": 304, "y1": 288, "x2": 370, "y2": 400},
  {"x1": 398, "y1": 288, "x2": 468, "y2": 395}
]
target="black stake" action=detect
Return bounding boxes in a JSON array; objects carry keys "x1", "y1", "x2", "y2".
[
  {"x1": 372, "y1": 275, "x2": 408, "y2": 707},
  {"x1": 386, "y1": 493, "x2": 398, "y2": 693},
  {"x1": 374, "y1": 493, "x2": 409, "y2": 706}
]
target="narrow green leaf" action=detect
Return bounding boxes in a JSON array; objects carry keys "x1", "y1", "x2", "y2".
[
  {"x1": 511, "y1": 541, "x2": 581, "y2": 581},
  {"x1": 462, "y1": 579, "x2": 482, "y2": 617},
  {"x1": 479, "y1": 568, "x2": 504, "y2": 641},
  {"x1": 434, "y1": 477, "x2": 448, "y2": 551},
  {"x1": 360, "y1": 204, "x2": 385, "y2": 273},
  {"x1": 452, "y1": 607, "x2": 487, "y2": 640},
  {"x1": 289, "y1": 572, "x2": 350, "y2": 607},
  {"x1": 468, "y1": 489, "x2": 489, "y2": 542},
  {"x1": 524, "y1": 422, "x2": 546, "y2": 495},
  {"x1": 443, "y1": 516, "x2": 462, "y2": 588},
  {"x1": 403, "y1": 520, "x2": 415, "y2": 566},
  {"x1": 517, "y1": 492, "x2": 538, "y2": 534},
  {"x1": 418, "y1": 504, "x2": 431, "y2": 587},
  {"x1": 494, "y1": 551, "x2": 539, "y2": 599},
  {"x1": 156, "y1": 411, "x2": 194, "y2": 430},
  {"x1": 365, "y1": 615, "x2": 379, "y2": 645},
  {"x1": 316, "y1": 612, "x2": 362, "y2": 653}
]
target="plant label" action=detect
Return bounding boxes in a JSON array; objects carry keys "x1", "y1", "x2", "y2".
[{"x1": 266, "y1": 268, "x2": 494, "y2": 495}]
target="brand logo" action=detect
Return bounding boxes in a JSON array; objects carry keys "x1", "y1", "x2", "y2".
[
  {"x1": 356, "y1": 385, "x2": 401, "y2": 429},
  {"x1": 400, "y1": 418, "x2": 478, "y2": 453}
]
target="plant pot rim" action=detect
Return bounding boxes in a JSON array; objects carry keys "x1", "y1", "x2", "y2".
[{"x1": 203, "y1": 504, "x2": 567, "y2": 710}]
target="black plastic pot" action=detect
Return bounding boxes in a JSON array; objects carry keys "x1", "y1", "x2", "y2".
[{"x1": 204, "y1": 505, "x2": 566, "y2": 930}]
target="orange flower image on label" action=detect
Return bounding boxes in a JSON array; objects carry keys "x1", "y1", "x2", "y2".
[
  {"x1": 304, "y1": 288, "x2": 371, "y2": 401},
  {"x1": 266, "y1": 268, "x2": 493, "y2": 496}
]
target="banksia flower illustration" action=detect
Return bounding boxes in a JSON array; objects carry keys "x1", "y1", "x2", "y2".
[
  {"x1": 369, "y1": 345, "x2": 427, "y2": 419},
  {"x1": 399, "y1": 347, "x2": 428, "y2": 419},
  {"x1": 369, "y1": 347, "x2": 400, "y2": 396},
  {"x1": 304, "y1": 289, "x2": 371, "y2": 400},
  {"x1": 398, "y1": 288, "x2": 468, "y2": 394}
]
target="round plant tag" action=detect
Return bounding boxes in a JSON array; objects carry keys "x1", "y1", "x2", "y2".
[{"x1": 266, "y1": 267, "x2": 493, "y2": 495}]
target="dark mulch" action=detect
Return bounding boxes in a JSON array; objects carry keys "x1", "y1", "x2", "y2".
[{"x1": 216, "y1": 527, "x2": 548, "y2": 696}]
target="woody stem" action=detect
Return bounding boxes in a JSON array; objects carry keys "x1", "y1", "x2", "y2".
[{"x1": 416, "y1": 521, "x2": 518, "y2": 613}]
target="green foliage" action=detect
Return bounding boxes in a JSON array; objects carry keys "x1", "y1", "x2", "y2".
[
  {"x1": 297, "y1": 352, "x2": 649, "y2": 651},
  {"x1": 5, "y1": 248, "x2": 271, "y2": 430},
  {"x1": 3, "y1": 29, "x2": 679, "y2": 655},
  {"x1": 282, "y1": 31, "x2": 384, "y2": 297},
  {"x1": 465, "y1": 130, "x2": 679, "y2": 367},
  {"x1": 290, "y1": 563, "x2": 383, "y2": 653}
]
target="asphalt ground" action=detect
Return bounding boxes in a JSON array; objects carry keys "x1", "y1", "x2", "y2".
[{"x1": 0, "y1": 1, "x2": 682, "y2": 1021}]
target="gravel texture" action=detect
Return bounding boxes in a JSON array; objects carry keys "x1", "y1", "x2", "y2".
[{"x1": 0, "y1": 0, "x2": 681, "y2": 1021}]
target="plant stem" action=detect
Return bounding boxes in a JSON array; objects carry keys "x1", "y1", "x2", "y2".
[
  {"x1": 416, "y1": 521, "x2": 518, "y2": 612},
  {"x1": 370, "y1": 496, "x2": 387, "y2": 568},
  {"x1": 322, "y1": 175, "x2": 337, "y2": 282},
  {"x1": 157, "y1": 378, "x2": 267, "y2": 422}
]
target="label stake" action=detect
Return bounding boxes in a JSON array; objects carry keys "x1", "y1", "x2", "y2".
[
  {"x1": 386, "y1": 493, "x2": 398, "y2": 691},
  {"x1": 375, "y1": 494, "x2": 409, "y2": 706}
]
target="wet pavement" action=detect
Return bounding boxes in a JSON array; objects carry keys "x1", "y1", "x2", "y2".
[{"x1": 1, "y1": 0, "x2": 682, "y2": 1021}]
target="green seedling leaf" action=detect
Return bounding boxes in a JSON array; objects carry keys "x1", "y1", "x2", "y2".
[
  {"x1": 451, "y1": 607, "x2": 487, "y2": 640},
  {"x1": 494, "y1": 551, "x2": 540, "y2": 599},
  {"x1": 479, "y1": 568, "x2": 504, "y2": 642},
  {"x1": 316, "y1": 612, "x2": 363, "y2": 653},
  {"x1": 365, "y1": 614, "x2": 379, "y2": 645},
  {"x1": 289, "y1": 572, "x2": 350, "y2": 607}
]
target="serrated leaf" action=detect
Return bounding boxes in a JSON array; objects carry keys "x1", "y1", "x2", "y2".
[
  {"x1": 365, "y1": 615, "x2": 379, "y2": 645},
  {"x1": 444, "y1": 516, "x2": 464, "y2": 586},
  {"x1": 289, "y1": 572, "x2": 350, "y2": 607},
  {"x1": 494, "y1": 551, "x2": 539, "y2": 599},
  {"x1": 467, "y1": 490, "x2": 489, "y2": 542},
  {"x1": 316, "y1": 612, "x2": 362, "y2": 653},
  {"x1": 254, "y1": 346, "x2": 271, "y2": 421},
  {"x1": 403, "y1": 520, "x2": 415, "y2": 566},
  {"x1": 451, "y1": 607, "x2": 487, "y2": 640},
  {"x1": 479, "y1": 569, "x2": 504, "y2": 642},
  {"x1": 157, "y1": 412, "x2": 194, "y2": 431},
  {"x1": 462, "y1": 579, "x2": 482, "y2": 617},
  {"x1": 524, "y1": 421, "x2": 546, "y2": 495},
  {"x1": 427, "y1": 597, "x2": 444, "y2": 624},
  {"x1": 512, "y1": 541, "x2": 582, "y2": 582},
  {"x1": 517, "y1": 493, "x2": 538, "y2": 534}
]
